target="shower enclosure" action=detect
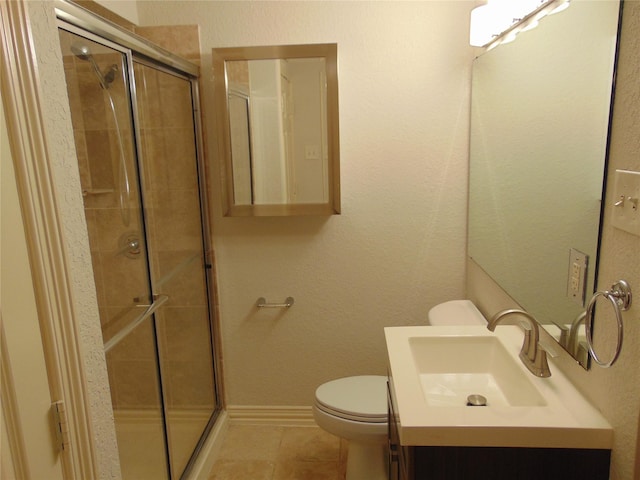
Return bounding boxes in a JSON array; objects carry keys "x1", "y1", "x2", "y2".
[{"x1": 57, "y1": 14, "x2": 220, "y2": 480}]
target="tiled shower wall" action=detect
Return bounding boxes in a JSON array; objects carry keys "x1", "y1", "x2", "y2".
[
  {"x1": 61, "y1": 41, "x2": 163, "y2": 410},
  {"x1": 61, "y1": 25, "x2": 215, "y2": 412}
]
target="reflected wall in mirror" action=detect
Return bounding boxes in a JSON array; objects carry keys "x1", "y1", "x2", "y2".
[
  {"x1": 213, "y1": 44, "x2": 340, "y2": 216},
  {"x1": 468, "y1": 0, "x2": 621, "y2": 367}
]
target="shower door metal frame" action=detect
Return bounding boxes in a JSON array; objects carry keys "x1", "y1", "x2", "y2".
[
  {"x1": 55, "y1": 0, "x2": 198, "y2": 77},
  {"x1": 128, "y1": 54, "x2": 224, "y2": 479},
  {"x1": 56, "y1": 4, "x2": 223, "y2": 478}
]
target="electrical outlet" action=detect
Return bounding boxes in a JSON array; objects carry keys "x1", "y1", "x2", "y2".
[{"x1": 566, "y1": 248, "x2": 588, "y2": 307}]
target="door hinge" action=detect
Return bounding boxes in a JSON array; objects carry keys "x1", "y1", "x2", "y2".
[{"x1": 51, "y1": 401, "x2": 70, "y2": 452}]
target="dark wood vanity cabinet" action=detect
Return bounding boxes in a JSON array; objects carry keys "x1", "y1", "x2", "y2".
[{"x1": 387, "y1": 382, "x2": 611, "y2": 480}]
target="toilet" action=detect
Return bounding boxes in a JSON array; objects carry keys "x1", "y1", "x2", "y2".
[
  {"x1": 312, "y1": 300, "x2": 486, "y2": 480},
  {"x1": 427, "y1": 299, "x2": 487, "y2": 326}
]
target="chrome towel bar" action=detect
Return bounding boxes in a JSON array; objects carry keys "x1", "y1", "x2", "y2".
[{"x1": 256, "y1": 297, "x2": 295, "y2": 308}]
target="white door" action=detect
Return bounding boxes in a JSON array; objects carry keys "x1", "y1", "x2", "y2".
[{"x1": 1, "y1": 92, "x2": 66, "y2": 480}]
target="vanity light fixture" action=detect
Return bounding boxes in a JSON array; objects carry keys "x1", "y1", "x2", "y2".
[
  {"x1": 470, "y1": 0, "x2": 571, "y2": 48},
  {"x1": 548, "y1": 0, "x2": 571, "y2": 15},
  {"x1": 499, "y1": 31, "x2": 518, "y2": 45},
  {"x1": 520, "y1": 18, "x2": 539, "y2": 32},
  {"x1": 469, "y1": 4, "x2": 499, "y2": 47}
]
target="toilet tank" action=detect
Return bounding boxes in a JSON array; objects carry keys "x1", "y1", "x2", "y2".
[{"x1": 427, "y1": 300, "x2": 486, "y2": 326}]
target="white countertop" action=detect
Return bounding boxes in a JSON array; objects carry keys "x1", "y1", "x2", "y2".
[{"x1": 385, "y1": 325, "x2": 613, "y2": 449}]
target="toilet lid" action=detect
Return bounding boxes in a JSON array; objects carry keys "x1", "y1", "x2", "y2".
[
  {"x1": 315, "y1": 375, "x2": 388, "y2": 422},
  {"x1": 428, "y1": 300, "x2": 486, "y2": 326}
]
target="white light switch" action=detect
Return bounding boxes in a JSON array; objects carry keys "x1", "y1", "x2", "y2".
[{"x1": 611, "y1": 169, "x2": 640, "y2": 236}]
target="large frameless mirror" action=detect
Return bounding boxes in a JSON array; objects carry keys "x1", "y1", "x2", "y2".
[
  {"x1": 213, "y1": 44, "x2": 340, "y2": 216},
  {"x1": 468, "y1": 0, "x2": 622, "y2": 368}
]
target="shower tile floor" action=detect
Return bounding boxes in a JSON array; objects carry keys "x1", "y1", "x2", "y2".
[{"x1": 206, "y1": 425, "x2": 348, "y2": 480}]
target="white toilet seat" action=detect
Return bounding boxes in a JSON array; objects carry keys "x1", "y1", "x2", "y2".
[
  {"x1": 315, "y1": 403, "x2": 386, "y2": 423},
  {"x1": 314, "y1": 375, "x2": 388, "y2": 423}
]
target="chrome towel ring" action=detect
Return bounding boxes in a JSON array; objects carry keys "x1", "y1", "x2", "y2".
[{"x1": 585, "y1": 280, "x2": 632, "y2": 367}]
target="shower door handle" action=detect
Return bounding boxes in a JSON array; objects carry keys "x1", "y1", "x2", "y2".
[{"x1": 104, "y1": 294, "x2": 169, "y2": 353}]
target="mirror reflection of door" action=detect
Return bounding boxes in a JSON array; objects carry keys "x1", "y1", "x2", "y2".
[
  {"x1": 281, "y1": 65, "x2": 295, "y2": 203},
  {"x1": 226, "y1": 57, "x2": 329, "y2": 206},
  {"x1": 229, "y1": 88, "x2": 253, "y2": 205}
]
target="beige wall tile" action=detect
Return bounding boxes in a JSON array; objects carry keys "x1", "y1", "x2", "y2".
[
  {"x1": 99, "y1": 252, "x2": 149, "y2": 307},
  {"x1": 109, "y1": 358, "x2": 162, "y2": 408},
  {"x1": 85, "y1": 129, "x2": 116, "y2": 188},
  {"x1": 139, "y1": 128, "x2": 198, "y2": 192},
  {"x1": 157, "y1": 306, "x2": 210, "y2": 360},
  {"x1": 150, "y1": 191, "x2": 203, "y2": 251},
  {"x1": 135, "y1": 25, "x2": 201, "y2": 64},
  {"x1": 152, "y1": 251, "x2": 207, "y2": 305},
  {"x1": 164, "y1": 359, "x2": 215, "y2": 408}
]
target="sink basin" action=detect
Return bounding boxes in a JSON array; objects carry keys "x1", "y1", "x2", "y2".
[
  {"x1": 410, "y1": 335, "x2": 545, "y2": 407},
  {"x1": 385, "y1": 325, "x2": 612, "y2": 449}
]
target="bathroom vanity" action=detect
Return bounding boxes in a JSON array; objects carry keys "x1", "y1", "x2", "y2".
[
  {"x1": 387, "y1": 385, "x2": 610, "y2": 480},
  {"x1": 385, "y1": 326, "x2": 612, "y2": 480}
]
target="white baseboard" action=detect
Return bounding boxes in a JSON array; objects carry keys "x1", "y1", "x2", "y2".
[{"x1": 227, "y1": 405, "x2": 316, "y2": 426}]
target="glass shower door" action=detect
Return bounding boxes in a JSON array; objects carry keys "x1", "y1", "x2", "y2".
[
  {"x1": 133, "y1": 61, "x2": 218, "y2": 478},
  {"x1": 58, "y1": 29, "x2": 171, "y2": 479}
]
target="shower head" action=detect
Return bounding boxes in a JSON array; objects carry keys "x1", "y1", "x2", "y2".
[
  {"x1": 70, "y1": 42, "x2": 93, "y2": 61},
  {"x1": 70, "y1": 42, "x2": 116, "y2": 90}
]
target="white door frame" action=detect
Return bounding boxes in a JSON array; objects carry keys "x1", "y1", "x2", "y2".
[{"x1": 1, "y1": 1, "x2": 101, "y2": 478}]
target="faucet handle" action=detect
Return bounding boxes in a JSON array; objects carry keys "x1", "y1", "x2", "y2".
[
  {"x1": 518, "y1": 323, "x2": 539, "y2": 362},
  {"x1": 533, "y1": 344, "x2": 552, "y2": 378},
  {"x1": 550, "y1": 320, "x2": 570, "y2": 348}
]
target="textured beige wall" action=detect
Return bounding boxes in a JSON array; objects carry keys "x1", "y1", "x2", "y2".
[
  {"x1": 137, "y1": 1, "x2": 477, "y2": 406},
  {"x1": 26, "y1": 0, "x2": 639, "y2": 477},
  {"x1": 469, "y1": 2, "x2": 640, "y2": 479}
]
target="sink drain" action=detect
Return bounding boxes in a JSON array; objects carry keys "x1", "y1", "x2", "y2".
[{"x1": 466, "y1": 394, "x2": 487, "y2": 407}]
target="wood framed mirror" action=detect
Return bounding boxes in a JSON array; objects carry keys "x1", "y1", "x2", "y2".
[{"x1": 213, "y1": 44, "x2": 340, "y2": 216}]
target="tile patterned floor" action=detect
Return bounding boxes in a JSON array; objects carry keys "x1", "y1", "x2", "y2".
[{"x1": 206, "y1": 425, "x2": 348, "y2": 480}]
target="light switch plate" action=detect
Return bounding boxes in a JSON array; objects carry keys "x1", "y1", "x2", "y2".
[{"x1": 611, "y1": 169, "x2": 640, "y2": 236}]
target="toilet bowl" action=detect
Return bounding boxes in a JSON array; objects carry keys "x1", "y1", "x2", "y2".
[
  {"x1": 312, "y1": 300, "x2": 486, "y2": 480},
  {"x1": 313, "y1": 375, "x2": 388, "y2": 480}
]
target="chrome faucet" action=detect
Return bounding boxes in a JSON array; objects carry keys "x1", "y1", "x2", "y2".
[{"x1": 487, "y1": 309, "x2": 551, "y2": 378}]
